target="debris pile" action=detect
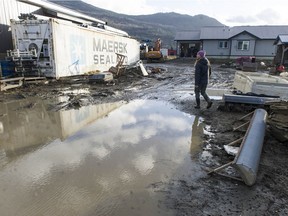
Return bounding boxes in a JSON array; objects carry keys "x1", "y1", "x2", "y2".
[{"x1": 267, "y1": 101, "x2": 288, "y2": 142}]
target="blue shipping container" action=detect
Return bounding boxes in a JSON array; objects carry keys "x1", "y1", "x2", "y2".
[{"x1": 0, "y1": 61, "x2": 15, "y2": 77}]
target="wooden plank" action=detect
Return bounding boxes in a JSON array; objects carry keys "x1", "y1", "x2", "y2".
[
  {"x1": 233, "y1": 121, "x2": 250, "y2": 131},
  {"x1": 137, "y1": 61, "x2": 148, "y2": 76},
  {"x1": 0, "y1": 77, "x2": 24, "y2": 91},
  {"x1": 207, "y1": 161, "x2": 233, "y2": 175},
  {"x1": 226, "y1": 137, "x2": 244, "y2": 146},
  {"x1": 24, "y1": 77, "x2": 48, "y2": 84},
  {"x1": 24, "y1": 77, "x2": 46, "y2": 81},
  {"x1": 0, "y1": 81, "x2": 23, "y2": 91},
  {"x1": 0, "y1": 77, "x2": 24, "y2": 83},
  {"x1": 238, "y1": 111, "x2": 254, "y2": 121}
]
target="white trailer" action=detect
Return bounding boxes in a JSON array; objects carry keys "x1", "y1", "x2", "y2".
[{"x1": 8, "y1": 16, "x2": 140, "y2": 78}]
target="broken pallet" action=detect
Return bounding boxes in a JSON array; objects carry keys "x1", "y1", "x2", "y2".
[{"x1": 0, "y1": 77, "x2": 24, "y2": 91}]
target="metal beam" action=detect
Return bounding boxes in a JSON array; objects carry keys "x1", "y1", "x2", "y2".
[
  {"x1": 17, "y1": 0, "x2": 106, "y2": 24},
  {"x1": 223, "y1": 94, "x2": 278, "y2": 105},
  {"x1": 207, "y1": 108, "x2": 267, "y2": 186},
  {"x1": 232, "y1": 108, "x2": 267, "y2": 186}
]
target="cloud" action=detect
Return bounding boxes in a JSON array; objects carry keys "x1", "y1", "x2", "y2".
[
  {"x1": 256, "y1": 8, "x2": 280, "y2": 24},
  {"x1": 226, "y1": 8, "x2": 282, "y2": 26},
  {"x1": 226, "y1": 15, "x2": 257, "y2": 24}
]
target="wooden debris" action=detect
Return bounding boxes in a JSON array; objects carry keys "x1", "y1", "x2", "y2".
[
  {"x1": 267, "y1": 101, "x2": 288, "y2": 142},
  {"x1": 233, "y1": 121, "x2": 250, "y2": 131},
  {"x1": 24, "y1": 77, "x2": 47, "y2": 84},
  {"x1": 0, "y1": 76, "x2": 48, "y2": 91},
  {"x1": 226, "y1": 137, "x2": 244, "y2": 146},
  {"x1": 109, "y1": 53, "x2": 128, "y2": 76},
  {"x1": 242, "y1": 62, "x2": 258, "y2": 72},
  {"x1": 0, "y1": 77, "x2": 24, "y2": 91}
]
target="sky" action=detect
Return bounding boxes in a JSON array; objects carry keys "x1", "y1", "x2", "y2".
[{"x1": 83, "y1": 0, "x2": 288, "y2": 26}]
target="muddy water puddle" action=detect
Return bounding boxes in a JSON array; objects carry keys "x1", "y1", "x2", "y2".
[{"x1": 0, "y1": 99, "x2": 209, "y2": 216}]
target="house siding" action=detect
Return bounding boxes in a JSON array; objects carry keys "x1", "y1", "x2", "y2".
[
  {"x1": 255, "y1": 40, "x2": 276, "y2": 57},
  {"x1": 202, "y1": 40, "x2": 230, "y2": 56},
  {"x1": 175, "y1": 26, "x2": 288, "y2": 60},
  {"x1": 230, "y1": 34, "x2": 256, "y2": 57}
]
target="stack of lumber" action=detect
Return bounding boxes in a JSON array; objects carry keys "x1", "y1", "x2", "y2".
[{"x1": 267, "y1": 101, "x2": 288, "y2": 142}]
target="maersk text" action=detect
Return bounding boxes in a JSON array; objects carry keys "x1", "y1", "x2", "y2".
[{"x1": 93, "y1": 39, "x2": 127, "y2": 54}]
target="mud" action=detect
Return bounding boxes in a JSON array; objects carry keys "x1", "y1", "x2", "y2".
[{"x1": 1, "y1": 58, "x2": 288, "y2": 216}]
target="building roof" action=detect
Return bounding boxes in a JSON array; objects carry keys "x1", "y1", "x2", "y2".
[
  {"x1": 174, "y1": 31, "x2": 201, "y2": 41},
  {"x1": 176, "y1": 26, "x2": 288, "y2": 41},
  {"x1": 274, "y1": 35, "x2": 288, "y2": 45}
]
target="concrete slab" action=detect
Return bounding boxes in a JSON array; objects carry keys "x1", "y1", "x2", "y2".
[{"x1": 233, "y1": 71, "x2": 288, "y2": 99}]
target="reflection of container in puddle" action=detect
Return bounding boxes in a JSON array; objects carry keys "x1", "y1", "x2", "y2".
[
  {"x1": 58, "y1": 101, "x2": 125, "y2": 139},
  {"x1": 0, "y1": 99, "x2": 125, "y2": 156}
]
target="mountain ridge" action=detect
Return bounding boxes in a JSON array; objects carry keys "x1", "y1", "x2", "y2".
[{"x1": 48, "y1": 0, "x2": 224, "y2": 48}]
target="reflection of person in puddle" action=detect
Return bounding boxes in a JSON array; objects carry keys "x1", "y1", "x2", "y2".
[
  {"x1": 0, "y1": 121, "x2": 3, "y2": 134},
  {"x1": 0, "y1": 122, "x2": 4, "y2": 134},
  {"x1": 190, "y1": 116, "x2": 204, "y2": 155}
]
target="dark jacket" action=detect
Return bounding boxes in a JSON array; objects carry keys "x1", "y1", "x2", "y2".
[{"x1": 195, "y1": 58, "x2": 209, "y2": 86}]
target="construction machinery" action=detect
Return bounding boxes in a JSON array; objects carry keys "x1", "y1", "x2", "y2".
[
  {"x1": 145, "y1": 51, "x2": 164, "y2": 63},
  {"x1": 143, "y1": 38, "x2": 164, "y2": 63}
]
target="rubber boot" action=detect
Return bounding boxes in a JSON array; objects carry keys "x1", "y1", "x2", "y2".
[
  {"x1": 207, "y1": 100, "x2": 213, "y2": 109},
  {"x1": 194, "y1": 98, "x2": 200, "y2": 109}
]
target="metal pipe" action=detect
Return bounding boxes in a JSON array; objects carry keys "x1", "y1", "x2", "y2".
[
  {"x1": 232, "y1": 108, "x2": 267, "y2": 186},
  {"x1": 223, "y1": 94, "x2": 278, "y2": 105}
]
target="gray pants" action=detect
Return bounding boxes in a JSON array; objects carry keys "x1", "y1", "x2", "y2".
[{"x1": 194, "y1": 84, "x2": 211, "y2": 105}]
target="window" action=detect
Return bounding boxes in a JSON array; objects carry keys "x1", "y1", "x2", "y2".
[
  {"x1": 219, "y1": 41, "x2": 228, "y2": 49},
  {"x1": 237, "y1": 40, "x2": 249, "y2": 50}
]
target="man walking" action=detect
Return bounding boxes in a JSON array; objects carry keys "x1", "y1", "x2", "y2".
[{"x1": 194, "y1": 50, "x2": 212, "y2": 109}]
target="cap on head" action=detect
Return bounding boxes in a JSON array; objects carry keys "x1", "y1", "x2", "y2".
[{"x1": 197, "y1": 50, "x2": 206, "y2": 58}]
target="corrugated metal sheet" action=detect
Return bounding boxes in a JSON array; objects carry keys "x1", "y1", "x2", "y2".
[
  {"x1": 174, "y1": 31, "x2": 201, "y2": 41},
  {"x1": 200, "y1": 26, "x2": 288, "y2": 40},
  {"x1": 50, "y1": 18, "x2": 139, "y2": 78},
  {"x1": 0, "y1": 0, "x2": 39, "y2": 54},
  {"x1": 0, "y1": 0, "x2": 39, "y2": 26}
]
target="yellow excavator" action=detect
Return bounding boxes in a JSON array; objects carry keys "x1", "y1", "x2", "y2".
[{"x1": 145, "y1": 38, "x2": 164, "y2": 63}]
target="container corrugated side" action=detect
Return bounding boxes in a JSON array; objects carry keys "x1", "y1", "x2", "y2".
[{"x1": 49, "y1": 18, "x2": 139, "y2": 78}]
